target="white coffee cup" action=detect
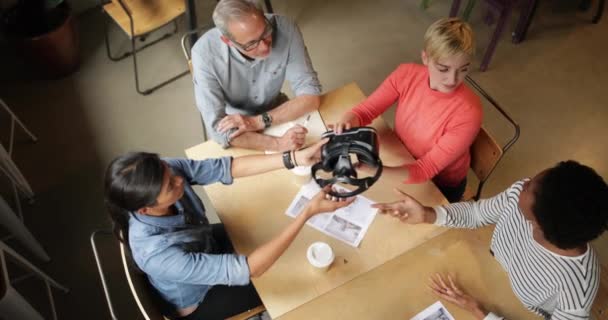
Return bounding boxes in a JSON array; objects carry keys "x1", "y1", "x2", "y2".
[
  {"x1": 290, "y1": 165, "x2": 312, "y2": 185},
  {"x1": 306, "y1": 242, "x2": 334, "y2": 272}
]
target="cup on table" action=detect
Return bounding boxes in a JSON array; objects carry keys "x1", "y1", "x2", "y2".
[
  {"x1": 306, "y1": 242, "x2": 334, "y2": 272},
  {"x1": 290, "y1": 165, "x2": 312, "y2": 185}
]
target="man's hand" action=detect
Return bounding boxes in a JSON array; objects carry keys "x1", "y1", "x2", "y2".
[
  {"x1": 276, "y1": 125, "x2": 307, "y2": 151},
  {"x1": 294, "y1": 138, "x2": 328, "y2": 166},
  {"x1": 429, "y1": 273, "x2": 488, "y2": 320},
  {"x1": 371, "y1": 188, "x2": 435, "y2": 224},
  {"x1": 217, "y1": 114, "x2": 264, "y2": 139},
  {"x1": 328, "y1": 112, "x2": 361, "y2": 134},
  {"x1": 303, "y1": 185, "x2": 355, "y2": 218}
]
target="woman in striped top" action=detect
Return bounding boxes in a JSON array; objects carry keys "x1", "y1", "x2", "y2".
[{"x1": 373, "y1": 160, "x2": 608, "y2": 319}]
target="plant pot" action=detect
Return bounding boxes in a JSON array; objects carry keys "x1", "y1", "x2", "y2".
[{"x1": 3, "y1": 2, "x2": 80, "y2": 78}]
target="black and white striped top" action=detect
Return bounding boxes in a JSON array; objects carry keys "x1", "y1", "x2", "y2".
[{"x1": 435, "y1": 180, "x2": 600, "y2": 320}]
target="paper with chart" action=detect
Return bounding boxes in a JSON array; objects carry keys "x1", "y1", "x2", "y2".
[
  {"x1": 410, "y1": 301, "x2": 455, "y2": 320},
  {"x1": 285, "y1": 180, "x2": 377, "y2": 247},
  {"x1": 264, "y1": 110, "x2": 327, "y2": 149}
]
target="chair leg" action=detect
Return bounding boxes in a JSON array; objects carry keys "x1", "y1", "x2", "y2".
[
  {"x1": 90, "y1": 230, "x2": 120, "y2": 320},
  {"x1": 463, "y1": 0, "x2": 477, "y2": 21},
  {"x1": 0, "y1": 195, "x2": 49, "y2": 261},
  {"x1": 420, "y1": 0, "x2": 431, "y2": 10},
  {"x1": 480, "y1": 5, "x2": 512, "y2": 71},
  {"x1": 1, "y1": 242, "x2": 69, "y2": 293},
  {"x1": 104, "y1": 16, "x2": 181, "y2": 61},
  {"x1": 104, "y1": 14, "x2": 127, "y2": 61},
  {"x1": 512, "y1": 0, "x2": 539, "y2": 44},
  {"x1": 450, "y1": 0, "x2": 462, "y2": 17},
  {"x1": 130, "y1": 21, "x2": 190, "y2": 95},
  {"x1": 130, "y1": 37, "x2": 190, "y2": 95},
  {"x1": 593, "y1": 0, "x2": 604, "y2": 23},
  {"x1": 264, "y1": 0, "x2": 274, "y2": 13}
]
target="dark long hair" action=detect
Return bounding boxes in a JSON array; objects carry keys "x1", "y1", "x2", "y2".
[{"x1": 104, "y1": 152, "x2": 165, "y2": 246}]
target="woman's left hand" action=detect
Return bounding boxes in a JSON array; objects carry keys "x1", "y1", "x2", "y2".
[
  {"x1": 429, "y1": 273, "x2": 488, "y2": 320},
  {"x1": 293, "y1": 138, "x2": 329, "y2": 166}
]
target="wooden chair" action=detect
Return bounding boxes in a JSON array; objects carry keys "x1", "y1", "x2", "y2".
[
  {"x1": 91, "y1": 230, "x2": 166, "y2": 320},
  {"x1": 592, "y1": 264, "x2": 608, "y2": 320},
  {"x1": 91, "y1": 230, "x2": 266, "y2": 319},
  {"x1": 463, "y1": 76, "x2": 520, "y2": 200},
  {"x1": 101, "y1": 0, "x2": 189, "y2": 95},
  {"x1": 181, "y1": 25, "x2": 214, "y2": 142}
]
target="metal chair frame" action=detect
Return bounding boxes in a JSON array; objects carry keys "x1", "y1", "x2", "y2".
[
  {"x1": 0, "y1": 241, "x2": 68, "y2": 319},
  {"x1": 91, "y1": 229, "x2": 266, "y2": 320},
  {"x1": 180, "y1": 26, "x2": 214, "y2": 142},
  {"x1": 100, "y1": 0, "x2": 189, "y2": 95},
  {"x1": 465, "y1": 76, "x2": 520, "y2": 200},
  {"x1": 0, "y1": 98, "x2": 37, "y2": 223}
]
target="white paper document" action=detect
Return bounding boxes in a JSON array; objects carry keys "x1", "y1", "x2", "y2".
[
  {"x1": 410, "y1": 301, "x2": 455, "y2": 320},
  {"x1": 285, "y1": 180, "x2": 377, "y2": 247},
  {"x1": 264, "y1": 110, "x2": 327, "y2": 149}
]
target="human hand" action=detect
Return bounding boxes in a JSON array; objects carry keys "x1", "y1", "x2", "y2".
[
  {"x1": 371, "y1": 188, "x2": 434, "y2": 224},
  {"x1": 277, "y1": 125, "x2": 308, "y2": 151},
  {"x1": 328, "y1": 112, "x2": 360, "y2": 135},
  {"x1": 217, "y1": 114, "x2": 263, "y2": 139},
  {"x1": 429, "y1": 273, "x2": 488, "y2": 320},
  {"x1": 303, "y1": 185, "x2": 355, "y2": 218},
  {"x1": 293, "y1": 138, "x2": 328, "y2": 166}
]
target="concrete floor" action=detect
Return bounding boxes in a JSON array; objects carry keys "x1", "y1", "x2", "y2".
[{"x1": 0, "y1": 0, "x2": 606, "y2": 318}]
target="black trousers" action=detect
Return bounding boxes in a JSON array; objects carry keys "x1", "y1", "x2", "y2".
[
  {"x1": 436, "y1": 177, "x2": 467, "y2": 203},
  {"x1": 175, "y1": 224, "x2": 263, "y2": 320}
]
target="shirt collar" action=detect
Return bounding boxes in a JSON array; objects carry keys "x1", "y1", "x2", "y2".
[{"x1": 130, "y1": 200, "x2": 187, "y2": 228}]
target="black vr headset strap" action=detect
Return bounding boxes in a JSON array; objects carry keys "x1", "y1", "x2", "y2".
[{"x1": 326, "y1": 158, "x2": 383, "y2": 198}]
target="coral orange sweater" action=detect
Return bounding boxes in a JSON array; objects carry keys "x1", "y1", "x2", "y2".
[{"x1": 351, "y1": 64, "x2": 482, "y2": 187}]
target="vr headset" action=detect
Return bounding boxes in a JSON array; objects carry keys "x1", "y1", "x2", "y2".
[{"x1": 311, "y1": 127, "x2": 382, "y2": 198}]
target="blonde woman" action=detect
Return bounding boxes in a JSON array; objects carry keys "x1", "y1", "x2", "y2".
[{"x1": 333, "y1": 18, "x2": 482, "y2": 202}]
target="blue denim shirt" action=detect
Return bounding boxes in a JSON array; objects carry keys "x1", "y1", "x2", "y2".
[{"x1": 128, "y1": 157, "x2": 251, "y2": 313}]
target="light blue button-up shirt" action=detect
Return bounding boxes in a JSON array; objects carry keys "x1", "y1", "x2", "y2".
[
  {"x1": 128, "y1": 157, "x2": 251, "y2": 312},
  {"x1": 192, "y1": 14, "x2": 322, "y2": 147}
]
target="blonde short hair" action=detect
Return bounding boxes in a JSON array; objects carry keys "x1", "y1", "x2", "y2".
[{"x1": 424, "y1": 18, "x2": 475, "y2": 61}]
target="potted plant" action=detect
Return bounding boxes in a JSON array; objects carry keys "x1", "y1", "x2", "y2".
[{"x1": 1, "y1": 0, "x2": 79, "y2": 78}]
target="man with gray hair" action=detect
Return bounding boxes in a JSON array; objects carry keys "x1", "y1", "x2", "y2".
[{"x1": 191, "y1": 0, "x2": 322, "y2": 151}]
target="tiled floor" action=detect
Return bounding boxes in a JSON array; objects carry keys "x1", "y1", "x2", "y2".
[{"x1": 0, "y1": 0, "x2": 606, "y2": 318}]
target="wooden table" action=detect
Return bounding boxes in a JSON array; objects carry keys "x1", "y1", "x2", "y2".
[
  {"x1": 185, "y1": 83, "x2": 538, "y2": 319},
  {"x1": 279, "y1": 226, "x2": 542, "y2": 320}
]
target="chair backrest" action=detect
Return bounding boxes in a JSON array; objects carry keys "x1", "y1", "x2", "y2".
[
  {"x1": 119, "y1": 241, "x2": 167, "y2": 320},
  {"x1": 180, "y1": 25, "x2": 214, "y2": 74},
  {"x1": 465, "y1": 76, "x2": 520, "y2": 200},
  {"x1": 592, "y1": 264, "x2": 608, "y2": 320},
  {"x1": 180, "y1": 25, "x2": 214, "y2": 142},
  {"x1": 470, "y1": 127, "x2": 503, "y2": 184}
]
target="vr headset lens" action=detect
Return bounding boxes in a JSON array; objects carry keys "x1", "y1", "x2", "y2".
[{"x1": 311, "y1": 127, "x2": 382, "y2": 198}]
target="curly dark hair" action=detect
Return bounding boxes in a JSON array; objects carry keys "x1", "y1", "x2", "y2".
[{"x1": 533, "y1": 160, "x2": 608, "y2": 249}]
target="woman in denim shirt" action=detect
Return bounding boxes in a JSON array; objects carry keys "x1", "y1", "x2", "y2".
[{"x1": 104, "y1": 140, "x2": 351, "y2": 319}]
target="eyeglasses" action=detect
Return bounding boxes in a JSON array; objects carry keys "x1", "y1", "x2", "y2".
[{"x1": 229, "y1": 17, "x2": 273, "y2": 52}]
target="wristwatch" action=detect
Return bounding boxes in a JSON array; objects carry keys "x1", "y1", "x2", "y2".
[
  {"x1": 261, "y1": 112, "x2": 272, "y2": 128},
  {"x1": 282, "y1": 151, "x2": 295, "y2": 169}
]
